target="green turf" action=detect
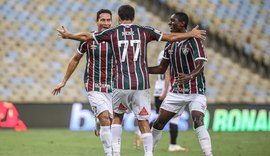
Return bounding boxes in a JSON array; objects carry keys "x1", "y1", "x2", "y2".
[{"x1": 0, "y1": 129, "x2": 269, "y2": 156}]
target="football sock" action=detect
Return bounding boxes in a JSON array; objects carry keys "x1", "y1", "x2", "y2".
[
  {"x1": 169, "y1": 123, "x2": 178, "y2": 144},
  {"x1": 141, "y1": 133, "x2": 153, "y2": 156},
  {"x1": 151, "y1": 127, "x2": 163, "y2": 150},
  {"x1": 111, "y1": 124, "x2": 122, "y2": 155},
  {"x1": 100, "y1": 126, "x2": 112, "y2": 156},
  {"x1": 195, "y1": 125, "x2": 212, "y2": 156}
]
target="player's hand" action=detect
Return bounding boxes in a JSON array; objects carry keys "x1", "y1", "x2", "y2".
[
  {"x1": 159, "y1": 94, "x2": 166, "y2": 101},
  {"x1": 175, "y1": 73, "x2": 191, "y2": 84},
  {"x1": 57, "y1": 26, "x2": 70, "y2": 39},
  {"x1": 190, "y1": 25, "x2": 206, "y2": 40},
  {"x1": 52, "y1": 81, "x2": 66, "y2": 95}
]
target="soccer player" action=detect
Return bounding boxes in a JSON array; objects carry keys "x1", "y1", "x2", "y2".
[
  {"x1": 52, "y1": 9, "x2": 114, "y2": 156},
  {"x1": 56, "y1": 5, "x2": 206, "y2": 156},
  {"x1": 153, "y1": 50, "x2": 188, "y2": 152},
  {"x1": 149, "y1": 12, "x2": 213, "y2": 156}
]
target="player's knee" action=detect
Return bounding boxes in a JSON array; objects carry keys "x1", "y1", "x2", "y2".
[
  {"x1": 98, "y1": 112, "x2": 111, "y2": 126},
  {"x1": 153, "y1": 118, "x2": 166, "y2": 130},
  {"x1": 192, "y1": 112, "x2": 204, "y2": 129}
]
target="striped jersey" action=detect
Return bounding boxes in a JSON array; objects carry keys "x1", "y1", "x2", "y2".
[
  {"x1": 93, "y1": 24, "x2": 163, "y2": 90},
  {"x1": 163, "y1": 37, "x2": 207, "y2": 94},
  {"x1": 77, "y1": 39, "x2": 114, "y2": 93}
]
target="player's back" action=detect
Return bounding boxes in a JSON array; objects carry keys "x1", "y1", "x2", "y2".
[{"x1": 94, "y1": 24, "x2": 163, "y2": 90}]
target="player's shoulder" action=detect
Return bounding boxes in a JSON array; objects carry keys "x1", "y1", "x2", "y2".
[{"x1": 188, "y1": 37, "x2": 202, "y2": 43}]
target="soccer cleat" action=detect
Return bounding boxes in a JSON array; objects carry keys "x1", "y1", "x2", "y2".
[
  {"x1": 168, "y1": 144, "x2": 189, "y2": 152},
  {"x1": 134, "y1": 130, "x2": 142, "y2": 149}
]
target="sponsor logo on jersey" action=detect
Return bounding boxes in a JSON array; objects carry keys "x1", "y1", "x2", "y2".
[
  {"x1": 138, "y1": 107, "x2": 149, "y2": 115},
  {"x1": 94, "y1": 83, "x2": 111, "y2": 89}
]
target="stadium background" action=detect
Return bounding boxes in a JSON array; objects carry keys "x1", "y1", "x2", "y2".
[
  {"x1": 1, "y1": 0, "x2": 270, "y2": 155},
  {"x1": 1, "y1": 0, "x2": 270, "y2": 103}
]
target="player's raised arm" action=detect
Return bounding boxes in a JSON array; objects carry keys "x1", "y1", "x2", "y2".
[
  {"x1": 161, "y1": 25, "x2": 206, "y2": 42},
  {"x1": 52, "y1": 53, "x2": 83, "y2": 95},
  {"x1": 57, "y1": 26, "x2": 93, "y2": 41}
]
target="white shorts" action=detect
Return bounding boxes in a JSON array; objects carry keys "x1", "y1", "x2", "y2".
[
  {"x1": 87, "y1": 91, "x2": 113, "y2": 119},
  {"x1": 160, "y1": 92, "x2": 207, "y2": 116},
  {"x1": 113, "y1": 89, "x2": 151, "y2": 120}
]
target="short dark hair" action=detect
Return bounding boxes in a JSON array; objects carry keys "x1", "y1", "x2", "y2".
[
  {"x1": 174, "y1": 12, "x2": 189, "y2": 29},
  {"x1": 96, "y1": 9, "x2": 112, "y2": 21},
  {"x1": 118, "y1": 5, "x2": 135, "y2": 21}
]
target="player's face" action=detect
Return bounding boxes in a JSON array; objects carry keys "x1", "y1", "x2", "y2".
[
  {"x1": 97, "y1": 13, "x2": 112, "y2": 31},
  {"x1": 168, "y1": 14, "x2": 183, "y2": 33}
]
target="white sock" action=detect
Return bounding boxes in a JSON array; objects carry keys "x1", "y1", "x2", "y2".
[
  {"x1": 141, "y1": 133, "x2": 153, "y2": 156},
  {"x1": 100, "y1": 126, "x2": 112, "y2": 156},
  {"x1": 151, "y1": 127, "x2": 163, "y2": 151},
  {"x1": 111, "y1": 124, "x2": 122, "y2": 155},
  {"x1": 195, "y1": 126, "x2": 213, "y2": 156}
]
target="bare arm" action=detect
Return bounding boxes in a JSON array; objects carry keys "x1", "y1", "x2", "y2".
[
  {"x1": 148, "y1": 59, "x2": 170, "y2": 74},
  {"x1": 176, "y1": 59, "x2": 206, "y2": 84},
  {"x1": 52, "y1": 52, "x2": 83, "y2": 95},
  {"x1": 57, "y1": 26, "x2": 93, "y2": 41},
  {"x1": 161, "y1": 25, "x2": 206, "y2": 42}
]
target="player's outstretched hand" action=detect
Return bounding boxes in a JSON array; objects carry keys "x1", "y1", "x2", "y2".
[
  {"x1": 57, "y1": 26, "x2": 70, "y2": 39},
  {"x1": 191, "y1": 25, "x2": 206, "y2": 40},
  {"x1": 52, "y1": 81, "x2": 66, "y2": 95}
]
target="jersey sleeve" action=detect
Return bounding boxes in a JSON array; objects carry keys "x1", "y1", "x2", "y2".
[
  {"x1": 190, "y1": 38, "x2": 207, "y2": 62},
  {"x1": 77, "y1": 41, "x2": 87, "y2": 54},
  {"x1": 143, "y1": 26, "x2": 163, "y2": 42},
  {"x1": 163, "y1": 42, "x2": 171, "y2": 60},
  {"x1": 92, "y1": 28, "x2": 113, "y2": 43}
]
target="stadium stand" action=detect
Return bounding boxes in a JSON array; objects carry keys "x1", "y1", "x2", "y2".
[{"x1": 0, "y1": 0, "x2": 269, "y2": 104}]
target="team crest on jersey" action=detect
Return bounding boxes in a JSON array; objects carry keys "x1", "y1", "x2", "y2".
[
  {"x1": 90, "y1": 44, "x2": 97, "y2": 50},
  {"x1": 182, "y1": 48, "x2": 190, "y2": 55}
]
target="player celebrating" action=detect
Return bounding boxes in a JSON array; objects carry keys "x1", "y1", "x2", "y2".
[
  {"x1": 52, "y1": 9, "x2": 114, "y2": 156},
  {"x1": 149, "y1": 12, "x2": 213, "y2": 156},
  {"x1": 152, "y1": 50, "x2": 188, "y2": 152},
  {"x1": 57, "y1": 5, "x2": 206, "y2": 156}
]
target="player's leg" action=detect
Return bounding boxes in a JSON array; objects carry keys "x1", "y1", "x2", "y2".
[
  {"x1": 168, "y1": 116, "x2": 189, "y2": 152},
  {"x1": 152, "y1": 108, "x2": 175, "y2": 150},
  {"x1": 152, "y1": 92, "x2": 187, "y2": 150},
  {"x1": 134, "y1": 120, "x2": 142, "y2": 149},
  {"x1": 97, "y1": 111, "x2": 113, "y2": 156},
  {"x1": 111, "y1": 89, "x2": 130, "y2": 156},
  {"x1": 111, "y1": 112, "x2": 124, "y2": 156},
  {"x1": 133, "y1": 89, "x2": 152, "y2": 156},
  {"x1": 189, "y1": 95, "x2": 212, "y2": 156},
  {"x1": 88, "y1": 91, "x2": 113, "y2": 156}
]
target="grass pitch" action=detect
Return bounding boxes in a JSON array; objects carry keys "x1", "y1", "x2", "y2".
[{"x1": 0, "y1": 129, "x2": 269, "y2": 156}]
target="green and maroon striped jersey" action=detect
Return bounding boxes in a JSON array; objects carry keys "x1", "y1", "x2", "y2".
[
  {"x1": 78, "y1": 40, "x2": 115, "y2": 93},
  {"x1": 93, "y1": 24, "x2": 163, "y2": 90},
  {"x1": 164, "y1": 37, "x2": 207, "y2": 94}
]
